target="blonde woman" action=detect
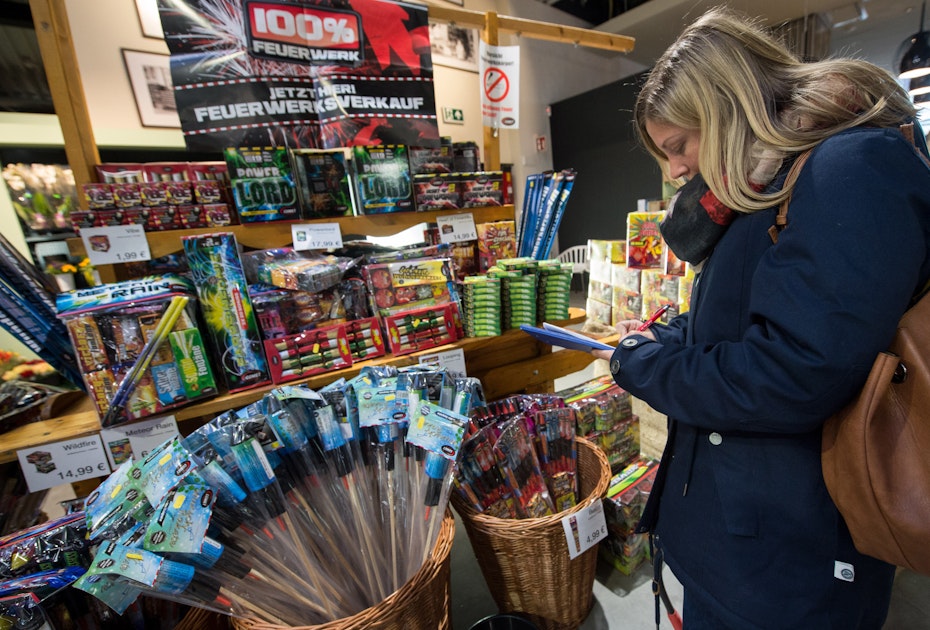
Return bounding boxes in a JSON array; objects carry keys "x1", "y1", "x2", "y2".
[{"x1": 593, "y1": 8, "x2": 930, "y2": 628}]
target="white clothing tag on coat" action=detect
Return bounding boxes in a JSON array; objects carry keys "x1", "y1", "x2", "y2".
[{"x1": 834, "y1": 561, "x2": 855, "y2": 582}]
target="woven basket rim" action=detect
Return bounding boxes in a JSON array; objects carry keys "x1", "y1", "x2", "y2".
[
  {"x1": 453, "y1": 437, "x2": 610, "y2": 528},
  {"x1": 233, "y1": 511, "x2": 455, "y2": 630}
]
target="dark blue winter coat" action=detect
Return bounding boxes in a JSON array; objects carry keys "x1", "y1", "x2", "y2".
[{"x1": 609, "y1": 126, "x2": 930, "y2": 628}]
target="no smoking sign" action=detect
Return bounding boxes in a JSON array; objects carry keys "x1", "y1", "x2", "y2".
[{"x1": 483, "y1": 67, "x2": 509, "y2": 102}]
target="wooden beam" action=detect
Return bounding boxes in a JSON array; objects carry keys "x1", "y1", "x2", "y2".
[
  {"x1": 427, "y1": 4, "x2": 635, "y2": 53},
  {"x1": 28, "y1": 0, "x2": 99, "y2": 210},
  {"x1": 483, "y1": 11, "x2": 501, "y2": 171}
]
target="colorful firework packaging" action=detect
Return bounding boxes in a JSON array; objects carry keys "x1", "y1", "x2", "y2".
[
  {"x1": 55, "y1": 275, "x2": 218, "y2": 426},
  {"x1": 352, "y1": 145, "x2": 414, "y2": 214},
  {"x1": 361, "y1": 257, "x2": 458, "y2": 317},
  {"x1": 74, "y1": 367, "x2": 469, "y2": 624},
  {"x1": 288, "y1": 148, "x2": 356, "y2": 218},
  {"x1": 264, "y1": 323, "x2": 354, "y2": 383},
  {"x1": 454, "y1": 394, "x2": 579, "y2": 520},
  {"x1": 224, "y1": 147, "x2": 300, "y2": 224},
  {"x1": 155, "y1": 0, "x2": 439, "y2": 152},
  {"x1": 181, "y1": 233, "x2": 271, "y2": 393},
  {"x1": 383, "y1": 303, "x2": 459, "y2": 356}
]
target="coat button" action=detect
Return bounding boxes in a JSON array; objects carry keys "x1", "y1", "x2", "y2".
[
  {"x1": 610, "y1": 359, "x2": 621, "y2": 374},
  {"x1": 621, "y1": 338, "x2": 639, "y2": 348},
  {"x1": 709, "y1": 432, "x2": 723, "y2": 445}
]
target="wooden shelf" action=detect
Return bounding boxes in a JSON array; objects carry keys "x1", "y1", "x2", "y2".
[
  {"x1": 0, "y1": 307, "x2": 593, "y2": 465},
  {"x1": 67, "y1": 205, "x2": 516, "y2": 260}
]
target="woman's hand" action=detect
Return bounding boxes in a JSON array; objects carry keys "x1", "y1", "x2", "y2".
[{"x1": 590, "y1": 319, "x2": 657, "y2": 361}]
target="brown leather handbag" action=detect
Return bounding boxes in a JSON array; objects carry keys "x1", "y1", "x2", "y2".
[
  {"x1": 772, "y1": 125, "x2": 930, "y2": 574},
  {"x1": 821, "y1": 291, "x2": 930, "y2": 574}
]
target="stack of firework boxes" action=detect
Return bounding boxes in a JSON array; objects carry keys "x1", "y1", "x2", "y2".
[
  {"x1": 223, "y1": 141, "x2": 509, "y2": 224},
  {"x1": 74, "y1": 161, "x2": 235, "y2": 233},
  {"x1": 555, "y1": 374, "x2": 653, "y2": 574},
  {"x1": 586, "y1": 201, "x2": 694, "y2": 329}
]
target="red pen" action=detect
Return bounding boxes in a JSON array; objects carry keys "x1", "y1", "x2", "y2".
[{"x1": 637, "y1": 304, "x2": 671, "y2": 331}]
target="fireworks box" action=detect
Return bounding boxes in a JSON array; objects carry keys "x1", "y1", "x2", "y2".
[
  {"x1": 224, "y1": 147, "x2": 300, "y2": 223},
  {"x1": 289, "y1": 148, "x2": 356, "y2": 218},
  {"x1": 182, "y1": 233, "x2": 271, "y2": 392},
  {"x1": 408, "y1": 144, "x2": 454, "y2": 175},
  {"x1": 461, "y1": 171, "x2": 504, "y2": 207},
  {"x1": 413, "y1": 173, "x2": 462, "y2": 211},
  {"x1": 384, "y1": 303, "x2": 459, "y2": 357},
  {"x1": 476, "y1": 220, "x2": 517, "y2": 273},
  {"x1": 626, "y1": 211, "x2": 666, "y2": 270},
  {"x1": 55, "y1": 274, "x2": 218, "y2": 425},
  {"x1": 264, "y1": 323, "x2": 353, "y2": 384},
  {"x1": 352, "y1": 145, "x2": 414, "y2": 214},
  {"x1": 362, "y1": 257, "x2": 458, "y2": 317}
]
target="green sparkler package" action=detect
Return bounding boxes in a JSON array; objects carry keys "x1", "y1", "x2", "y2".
[
  {"x1": 182, "y1": 232, "x2": 271, "y2": 393},
  {"x1": 224, "y1": 146, "x2": 299, "y2": 223}
]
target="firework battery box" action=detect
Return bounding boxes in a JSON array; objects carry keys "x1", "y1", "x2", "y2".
[
  {"x1": 452, "y1": 141, "x2": 481, "y2": 172},
  {"x1": 408, "y1": 144, "x2": 454, "y2": 175},
  {"x1": 55, "y1": 274, "x2": 218, "y2": 424},
  {"x1": 182, "y1": 233, "x2": 271, "y2": 393},
  {"x1": 626, "y1": 211, "x2": 666, "y2": 270},
  {"x1": 384, "y1": 303, "x2": 460, "y2": 357},
  {"x1": 413, "y1": 173, "x2": 462, "y2": 211},
  {"x1": 361, "y1": 257, "x2": 459, "y2": 317},
  {"x1": 225, "y1": 147, "x2": 300, "y2": 223},
  {"x1": 461, "y1": 171, "x2": 504, "y2": 208},
  {"x1": 352, "y1": 144, "x2": 414, "y2": 214},
  {"x1": 289, "y1": 148, "x2": 357, "y2": 218},
  {"x1": 264, "y1": 322, "x2": 354, "y2": 385}
]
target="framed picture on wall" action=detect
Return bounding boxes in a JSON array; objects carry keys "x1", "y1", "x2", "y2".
[
  {"x1": 429, "y1": 23, "x2": 479, "y2": 73},
  {"x1": 134, "y1": 0, "x2": 164, "y2": 39},
  {"x1": 121, "y1": 49, "x2": 181, "y2": 128}
]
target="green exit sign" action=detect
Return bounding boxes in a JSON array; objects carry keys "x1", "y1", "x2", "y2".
[{"x1": 442, "y1": 107, "x2": 464, "y2": 124}]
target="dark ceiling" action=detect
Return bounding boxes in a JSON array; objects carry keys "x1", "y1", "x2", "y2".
[
  {"x1": 541, "y1": 0, "x2": 652, "y2": 26},
  {"x1": 540, "y1": 0, "x2": 648, "y2": 26}
]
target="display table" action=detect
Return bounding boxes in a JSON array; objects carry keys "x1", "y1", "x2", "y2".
[{"x1": 0, "y1": 308, "x2": 610, "y2": 465}]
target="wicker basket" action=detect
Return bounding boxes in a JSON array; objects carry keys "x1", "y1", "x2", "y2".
[
  {"x1": 230, "y1": 511, "x2": 455, "y2": 630},
  {"x1": 452, "y1": 438, "x2": 611, "y2": 630}
]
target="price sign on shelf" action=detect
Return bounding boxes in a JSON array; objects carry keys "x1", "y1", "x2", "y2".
[
  {"x1": 17, "y1": 435, "x2": 111, "y2": 493},
  {"x1": 292, "y1": 223, "x2": 344, "y2": 251},
  {"x1": 81, "y1": 225, "x2": 152, "y2": 266},
  {"x1": 561, "y1": 498, "x2": 608, "y2": 559},
  {"x1": 436, "y1": 213, "x2": 478, "y2": 244},
  {"x1": 99, "y1": 415, "x2": 180, "y2": 470},
  {"x1": 419, "y1": 348, "x2": 467, "y2": 377}
]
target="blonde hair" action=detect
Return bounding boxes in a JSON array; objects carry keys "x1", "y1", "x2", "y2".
[{"x1": 634, "y1": 7, "x2": 915, "y2": 212}]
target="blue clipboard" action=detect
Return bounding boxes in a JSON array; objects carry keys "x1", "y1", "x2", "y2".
[{"x1": 520, "y1": 323, "x2": 614, "y2": 352}]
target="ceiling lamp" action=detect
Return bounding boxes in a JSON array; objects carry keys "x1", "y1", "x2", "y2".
[{"x1": 900, "y1": 1, "x2": 930, "y2": 80}]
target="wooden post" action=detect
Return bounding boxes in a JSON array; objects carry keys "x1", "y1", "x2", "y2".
[
  {"x1": 29, "y1": 0, "x2": 100, "y2": 210},
  {"x1": 482, "y1": 11, "x2": 501, "y2": 171}
]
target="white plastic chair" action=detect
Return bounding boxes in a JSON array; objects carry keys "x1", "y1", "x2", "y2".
[{"x1": 557, "y1": 244, "x2": 589, "y2": 294}]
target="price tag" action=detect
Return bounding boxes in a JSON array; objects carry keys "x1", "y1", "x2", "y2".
[
  {"x1": 17, "y1": 435, "x2": 111, "y2": 493},
  {"x1": 292, "y1": 223, "x2": 344, "y2": 251},
  {"x1": 436, "y1": 213, "x2": 478, "y2": 244},
  {"x1": 81, "y1": 225, "x2": 151, "y2": 266},
  {"x1": 561, "y1": 499, "x2": 608, "y2": 560},
  {"x1": 419, "y1": 348, "x2": 467, "y2": 377},
  {"x1": 99, "y1": 415, "x2": 180, "y2": 470}
]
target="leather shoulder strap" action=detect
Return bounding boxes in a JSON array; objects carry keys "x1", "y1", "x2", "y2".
[{"x1": 767, "y1": 150, "x2": 811, "y2": 244}]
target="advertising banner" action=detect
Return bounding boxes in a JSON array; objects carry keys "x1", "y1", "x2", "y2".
[{"x1": 157, "y1": 0, "x2": 440, "y2": 151}]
